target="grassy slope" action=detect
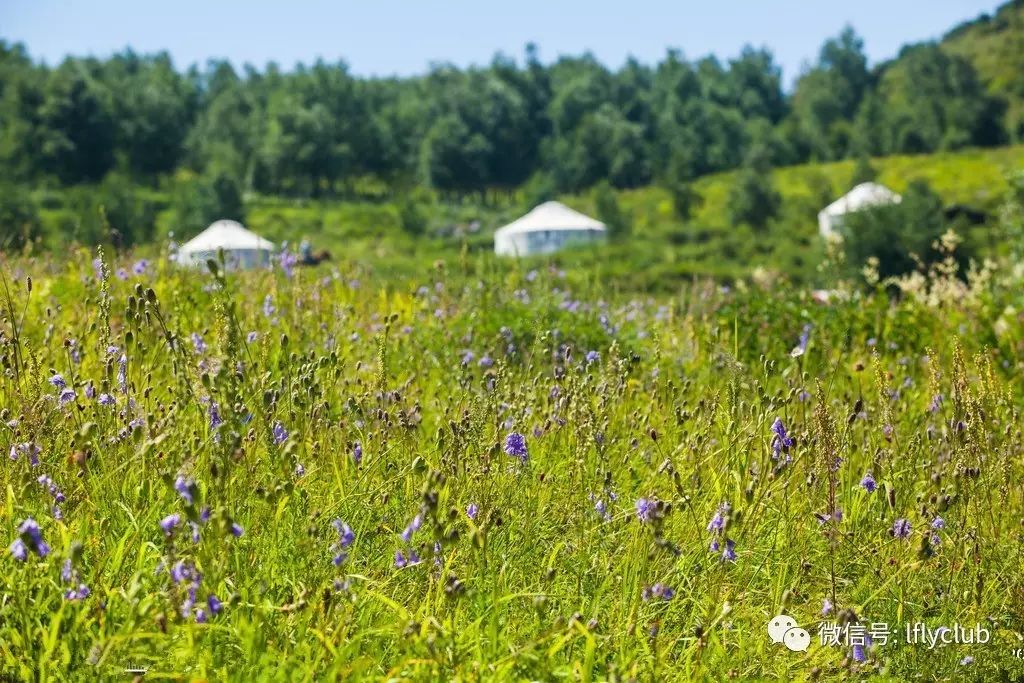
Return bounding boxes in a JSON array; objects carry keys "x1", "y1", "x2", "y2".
[
  {"x1": 34, "y1": 144, "x2": 1023, "y2": 288},
  {"x1": 236, "y1": 145, "x2": 1024, "y2": 287}
]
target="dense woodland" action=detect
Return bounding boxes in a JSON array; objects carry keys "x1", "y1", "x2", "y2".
[{"x1": 1, "y1": 1, "x2": 1022, "y2": 249}]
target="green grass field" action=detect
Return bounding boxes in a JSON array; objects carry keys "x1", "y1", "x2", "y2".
[{"x1": 2, "y1": 247, "x2": 1024, "y2": 680}]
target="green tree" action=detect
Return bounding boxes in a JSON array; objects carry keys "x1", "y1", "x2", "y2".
[
  {"x1": 171, "y1": 172, "x2": 245, "y2": 237},
  {"x1": 727, "y1": 151, "x2": 780, "y2": 231},
  {"x1": 593, "y1": 181, "x2": 631, "y2": 241},
  {"x1": 0, "y1": 184, "x2": 43, "y2": 250},
  {"x1": 840, "y1": 179, "x2": 954, "y2": 279}
]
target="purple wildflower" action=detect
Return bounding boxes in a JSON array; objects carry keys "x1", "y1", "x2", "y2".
[
  {"x1": 931, "y1": 517, "x2": 945, "y2": 530},
  {"x1": 98, "y1": 393, "x2": 115, "y2": 406},
  {"x1": 504, "y1": 432, "x2": 528, "y2": 463},
  {"x1": 585, "y1": 350, "x2": 600, "y2": 364},
  {"x1": 401, "y1": 514, "x2": 422, "y2": 543},
  {"x1": 207, "y1": 594, "x2": 222, "y2": 615},
  {"x1": 860, "y1": 473, "x2": 877, "y2": 493},
  {"x1": 272, "y1": 422, "x2": 288, "y2": 445},
  {"x1": 209, "y1": 402, "x2": 223, "y2": 430},
  {"x1": 635, "y1": 498, "x2": 654, "y2": 523},
  {"x1": 191, "y1": 333, "x2": 207, "y2": 354},
  {"x1": 466, "y1": 503, "x2": 479, "y2": 521},
  {"x1": 642, "y1": 583, "x2": 674, "y2": 601},
  {"x1": 822, "y1": 598, "x2": 833, "y2": 616},
  {"x1": 770, "y1": 418, "x2": 794, "y2": 459},
  {"x1": 11, "y1": 518, "x2": 49, "y2": 559},
  {"x1": 59, "y1": 388, "x2": 76, "y2": 405},
  {"x1": 230, "y1": 523, "x2": 244, "y2": 538},
  {"x1": 174, "y1": 476, "x2": 195, "y2": 505},
  {"x1": 49, "y1": 374, "x2": 66, "y2": 389},
  {"x1": 721, "y1": 539, "x2": 736, "y2": 562},
  {"x1": 160, "y1": 514, "x2": 181, "y2": 534},
  {"x1": 892, "y1": 518, "x2": 911, "y2": 539},
  {"x1": 352, "y1": 441, "x2": 363, "y2": 465},
  {"x1": 132, "y1": 259, "x2": 149, "y2": 276}
]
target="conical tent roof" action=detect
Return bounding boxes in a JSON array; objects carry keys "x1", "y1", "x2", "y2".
[
  {"x1": 819, "y1": 182, "x2": 901, "y2": 219},
  {"x1": 178, "y1": 220, "x2": 275, "y2": 255},
  {"x1": 495, "y1": 201, "x2": 605, "y2": 236}
]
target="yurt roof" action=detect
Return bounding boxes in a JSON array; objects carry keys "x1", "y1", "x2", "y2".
[
  {"x1": 495, "y1": 201, "x2": 606, "y2": 236},
  {"x1": 178, "y1": 220, "x2": 275, "y2": 254},
  {"x1": 819, "y1": 182, "x2": 901, "y2": 218}
]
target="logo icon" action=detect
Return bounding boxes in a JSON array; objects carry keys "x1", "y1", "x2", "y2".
[{"x1": 768, "y1": 614, "x2": 810, "y2": 652}]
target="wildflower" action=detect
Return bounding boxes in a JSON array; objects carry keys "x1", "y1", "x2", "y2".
[
  {"x1": 174, "y1": 476, "x2": 196, "y2": 505},
  {"x1": 191, "y1": 333, "x2": 207, "y2": 354},
  {"x1": 62, "y1": 558, "x2": 74, "y2": 582},
  {"x1": 394, "y1": 549, "x2": 421, "y2": 568},
  {"x1": 352, "y1": 442, "x2": 363, "y2": 465},
  {"x1": 37, "y1": 474, "x2": 65, "y2": 503},
  {"x1": 770, "y1": 418, "x2": 793, "y2": 458},
  {"x1": 262, "y1": 295, "x2": 275, "y2": 318},
  {"x1": 200, "y1": 507, "x2": 212, "y2": 523},
  {"x1": 960, "y1": 656, "x2": 974, "y2": 665},
  {"x1": 190, "y1": 523, "x2": 201, "y2": 544},
  {"x1": 209, "y1": 403, "x2": 224, "y2": 430},
  {"x1": 230, "y1": 523, "x2": 244, "y2": 538},
  {"x1": 65, "y1": 584, "x2": 91, "y2": 600},
  {"x1": 721, "y1": 539, "x2": 736, "y2": 562},
  {"x1": 194, "y1": 608, "x2": 208, "y2": 623},
  {"x1": 466, "y1": 503, "x2": 479, "y2": 521},
  {"x1": 59, "y1": 388, "x2": 76, "y2": 405},
  {"x1": 401, "y1": 514, "x2": 422, "y2": 543},
  {"x1": 332, "y1": 519, "x2": 355, "y2": 549},
  {"x1": 10, "y1": 442, "x2": 41, "y2": 466},
  {"x1": 9, "y1": 538, "x2": 27, "y2": 561},
  {"x1": 460, "y1": 350, "x2": 475, "y2": 366},
  {"x1": 860, "y1": 473, "x2": 877, "y2": 493},
  {"x1": 207, "y1": 594, "x2": 222, "y2": 615},
  {"x1": 49, "y1": 374, "x2": 66, "y2": 389},
  {"x1": 294, "y1": 463, "x2": 305, "y2": 477},
  {"x1": 928, "y1": 393, "x2": 943, "y2": 413},
  {"x1": 635, "y1": 498, "x2": 654, "y2": 523},
  {"x1": 132, "y1": 259, "x2": 149, "y2": 276},
  {"x1": 585, "y1": 350, "x2": 599, "y2": 364},
  {"x1": 707, "y1": 503, "x2": 729, "y2": 534},
  {"x1": 246, "y1": 331, "x2": 259, "y2": 343},
  {"x1": 504, "y1": 432, "x2": 528, "y2": 463},
  {"x1": 160, "y1": 514, "x2": 181, "y2": 535},
  {"x1": 791, "y1": 324, "x2": 812, "y2": 357},
  {"x1": 931, "y1": 517, "x2": 945, "y2": 530},
  {"x1": 10, "y1": 518, "x2": 49, "y2": 559},
  {"x1": 92, "y1": 257, "x2": 104, "y2": 280},
  {"x1": 478, "y1": 354, "x2": 494, "y2": 368},
  {"x1": 641, "y1": 583, "x2": 674, "y2": 601},
  {"x1": 852, "y1": 642, "x2": 867, "y2": 663},
  {"x1": 272, "y1": 422, "x2": 288, "y2": 445},
  {"x1": 98, "y1": 393, "x2": 115, "y2": 406},
  {"x1": 891, "y1": 518, "x2": 911, "y2": 540},
  {"x1": 822, "y1": 598, "x2": 833, "y2": 616}
]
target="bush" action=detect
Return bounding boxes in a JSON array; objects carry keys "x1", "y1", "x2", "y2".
[
  {"x1": 840, "y1": 179, "x2": 965, "y2": 280},
  {"x1": 170, "y1": 171, "x2": 246, "y2": 237},
  {"x1": 0, "y1": 186, "x2": 43, "y2": 250},
  {"x1": 593, "y1": 181, "x2": 632, "y2": 241}
]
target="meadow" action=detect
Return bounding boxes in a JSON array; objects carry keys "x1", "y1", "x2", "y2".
[{"x1": 2, "y1": 244, "x2": 1024, "y2": 682}]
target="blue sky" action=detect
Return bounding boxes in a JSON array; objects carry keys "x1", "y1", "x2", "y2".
[{"x1": 0, "y1": 1, "x2": 1004, "y2": 84}]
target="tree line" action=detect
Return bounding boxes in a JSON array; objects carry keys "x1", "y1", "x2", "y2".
[{"x1": 0, "y1": 27, "x2": 1011, "y2": 207}]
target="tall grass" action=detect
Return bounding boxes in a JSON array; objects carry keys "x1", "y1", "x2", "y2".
[{"x1": 1, "y1": 248, "x2": 1023, "y2": 680}]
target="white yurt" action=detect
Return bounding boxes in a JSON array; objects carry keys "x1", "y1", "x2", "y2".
[
  {"x1": 494, "y1": 201, "x2": 606, "y2": 256},
  {"x1": 175, "y1": 220, "x2": 275, "y2": 269},
  {"x1": 818, "y1": 182, "x2": 901, "y2": 238}
]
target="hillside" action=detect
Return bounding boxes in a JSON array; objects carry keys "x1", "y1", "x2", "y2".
[
  {"x1": 942, "y1": 0, "x2": 1024, "y2": 137},
  {"x1": 181, "y1": 144, "x2": 1024, "y2": 289}
]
